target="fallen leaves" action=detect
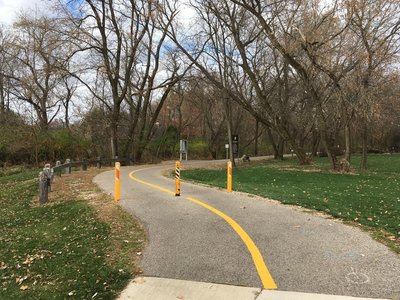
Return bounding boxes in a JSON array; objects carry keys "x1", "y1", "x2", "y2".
[
  {"x1": 20, "y1": 285, "x2": 29, "y2": 291},
  {"x1": 134, "y1": 277, "x2": 146, "y2": 284},
  {"x1": 16, "y1": 274, "x2": 31, "y2": 285}
]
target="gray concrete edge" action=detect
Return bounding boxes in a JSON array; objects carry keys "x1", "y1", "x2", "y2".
[{"x1": 118, "y1": 277, "x2": 388, "y2": 300}]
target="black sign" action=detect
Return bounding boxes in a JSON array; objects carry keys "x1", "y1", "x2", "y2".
[{"x1": 232, "y1": 135, "x2": 239, "y2": 155}]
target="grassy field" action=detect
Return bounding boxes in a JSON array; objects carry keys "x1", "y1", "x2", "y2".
[
  {"x1": 182, "y1": 154, "x2": 400, "y2": 250},
  {"x1": 0, "y1": 168, "x2": 145, "y2": 299}
]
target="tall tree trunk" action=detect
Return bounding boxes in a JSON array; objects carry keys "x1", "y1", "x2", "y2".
[
  {"x1": 311, "y1": 130, "x2": 320, "y2": 157},
  {"x1": 122, "y1": 106, "x2": 140, "y2": 159},
  {"x1": 277, "y1": 137, "x2": 284, "y2": 160},
  {"x1": 320, "y1": 133, "x2": 338, "y2": 170},
  {"x1": 360, "y1": 120, "x2": 368, "y2": 170},
  {"x1": 0, "y1": 74, "x2": 5, "y2": 123},
  {"x1": 316, "y1": 103, "x2": 338, "y2": 170},
  {"x1": 254, "y1": 119, "x2": 259, "y2": 156},
  {"x1": 344, "y1": 124, "x2": 351, "y2": 162},
  {"x1": 39, "y1": 108, "x2": 49, "y2": 131},
  {"x1": 110, "y1": 108, "x2": 120, "y2": 158},
  {"x1": 224, "y1": 97, "x2": 235, "y2": 166},
  {"x1": 65, "y1": 102, "x2": 70, "y2": 129},
  {"x1": 266, "y1": 127, "x2": 279, "y2": 160}
]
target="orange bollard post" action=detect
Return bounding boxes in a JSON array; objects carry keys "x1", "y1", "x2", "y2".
[
  {"x1": 175, "y1": 161, "x2": 181, "y2": 196},
  {"x1": 115, "y1": 162, "x2": 120, "y2": 202},
  {"x1": 227, "y1": 160, "x2": 232, "y2": 193}
]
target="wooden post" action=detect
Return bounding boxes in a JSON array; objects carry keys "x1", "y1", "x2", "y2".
[
  {"x1": 39, "y1": 171, "x2": 48, "y2": 204},
  {"x1": 56, "y1": 160, "x2": 61, "y2": 177},
  {"x1": 65, "y1": 159, "x2": 71, "y2": 174},
  {"x1": 43, "y1": 164, "x2": 52, "y2": 192},
  {"x1": 82, "y1": 158, "x2": 87, "y2": 171},
  {"x1": 96, "y1": 156, "x2": 102, "y2": 169}
]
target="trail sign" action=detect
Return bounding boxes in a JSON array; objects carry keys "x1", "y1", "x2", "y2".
[
  {"x1": 179, "y1": 140, "x2": 188, "y2": 161},
  {"x1": 232, "y1": 135, "x2": 239, "y2": 156}
]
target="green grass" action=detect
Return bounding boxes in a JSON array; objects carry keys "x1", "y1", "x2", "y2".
[
  {"x1": 182, "y1": 155, "x2": 400, "y2": 240},
  {"x1": 0, "y1": 170, "x2": 134, "y2": 299}
]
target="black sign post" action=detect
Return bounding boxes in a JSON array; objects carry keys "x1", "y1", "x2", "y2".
[{"x1": 232, "y1": 134, "x2": 239, "y2": 158}]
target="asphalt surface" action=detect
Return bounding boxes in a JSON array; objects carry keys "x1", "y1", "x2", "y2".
[{"x1": 94, "y1": 160, "x2": 400, "y2": 298}]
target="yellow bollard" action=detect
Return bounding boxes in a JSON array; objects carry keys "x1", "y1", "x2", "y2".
[
  {"x1": 175, "y1": 161, "x2": 181, "y2": 196},
  {"x1": 227, "y1": 160, "x2": 232, "y2": 193},
  {"x1": 115, "y1": 162, "x2": 121, "y2": 202}
]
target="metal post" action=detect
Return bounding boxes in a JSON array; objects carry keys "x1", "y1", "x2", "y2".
[
  {"x1": 175, "y1": 161, "x2": 181, "y2": 196},
  {"x1": 115, "y1": 162, "x2": 121, "y2": 202},
  {"x1": 227, "y1": 160, "x2": 232, "y2": 193}
]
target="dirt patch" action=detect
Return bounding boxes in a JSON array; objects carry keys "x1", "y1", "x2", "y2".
[{"x1": 39, "y1": 167, "x2": 146, "y2": 274}]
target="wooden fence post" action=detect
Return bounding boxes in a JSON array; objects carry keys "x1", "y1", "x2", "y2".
[
  {"x1": 82, "y1": 158, "x2": 88, "y2": 171},
  {"x1": 65, "y1": 159, "x2": 71, "y2": 174},
  {"x1": 39, "y1": 171, "x2": 48, "y2": 204},
  {"x1": 56, "y1": 161, "x2": 61, "y2": 177},
  {"x1": 43, "y1": 164, "x2": 52, "y2": 192}
]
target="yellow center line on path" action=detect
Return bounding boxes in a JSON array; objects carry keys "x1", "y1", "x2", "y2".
[{"x1": 128, "y1": 168, "x2": 277, "y2": 289}]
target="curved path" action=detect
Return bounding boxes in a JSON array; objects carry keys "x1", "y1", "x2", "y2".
[{"x1": 94, "y1": 160, "x2": 400, "y2": 299}]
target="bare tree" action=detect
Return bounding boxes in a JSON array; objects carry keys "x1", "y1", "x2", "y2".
[
  {"x1": 347, "y1": 0, "x2": 400, "y2": 169},
  {"x1": 0, "y1": 26, "x2": 9, "y2": 123},
  {"x1": 3, "y1": 16, "x2": 70, "y2": 131},
  {"x1": 63, "y1": 0, "x2": 152, "y2": 157}
]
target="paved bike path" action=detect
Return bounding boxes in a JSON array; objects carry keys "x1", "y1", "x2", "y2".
[{"x1": 94, "y1": 160, "x2": 400, "y2": 299}]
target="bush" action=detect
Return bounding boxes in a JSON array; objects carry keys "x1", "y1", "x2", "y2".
[
  {"x1": 0, "y1": 124, "x2": 93, "y2": 165},
  {"x1": 188, "y1": 138, "x2": 210, "y2": 159}
]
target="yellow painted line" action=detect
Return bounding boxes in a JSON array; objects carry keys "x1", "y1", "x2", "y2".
[
  {"x1": 128, "y1": 168, "x2": 277, "y2": 289},
  {"x1": 129, "y1": 167, "x2": 175, "y2": 196}
]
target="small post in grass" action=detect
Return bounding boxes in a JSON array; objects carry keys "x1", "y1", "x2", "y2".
[
  {"x1": 227, "y1": 160, "x2": 232, "y2": 193},
  {"x1": 39, "y1": 171, "x2": 49, "y2": 204},
  {"x1": 56, "y1": 160, "x2": 61, "y2": 177},
  {"x1": 65, "y1": 159, "x2": 71, "y2": 174},
  {"x1": 114, "y1": 162, "x2": 121, "y2": 202},
  {"x1": 175, "y1": 161, "x2": 181, "y2": 196},
  {"x1": 82, "y1": 158, "x2": 88, "y2": 171},
  {"x1": 96, "y1": 156, "x2": 102, "y2": 169},
  {"x1": 44, "y1": 164, "x2": 52, "y2": 192}
]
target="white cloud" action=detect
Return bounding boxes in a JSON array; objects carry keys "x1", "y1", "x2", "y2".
[{"x1": 0, "y1": 0, "x2": 49, "y2": 26}]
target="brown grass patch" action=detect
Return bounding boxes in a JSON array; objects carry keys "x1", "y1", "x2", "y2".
[{"x1": 44, "y1": 167, "x2": 146, "y2": 274}]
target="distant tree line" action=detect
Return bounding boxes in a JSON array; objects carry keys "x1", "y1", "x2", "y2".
[{"x1": 0, "y1": 0, "x2": 399, "y2": 170}]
